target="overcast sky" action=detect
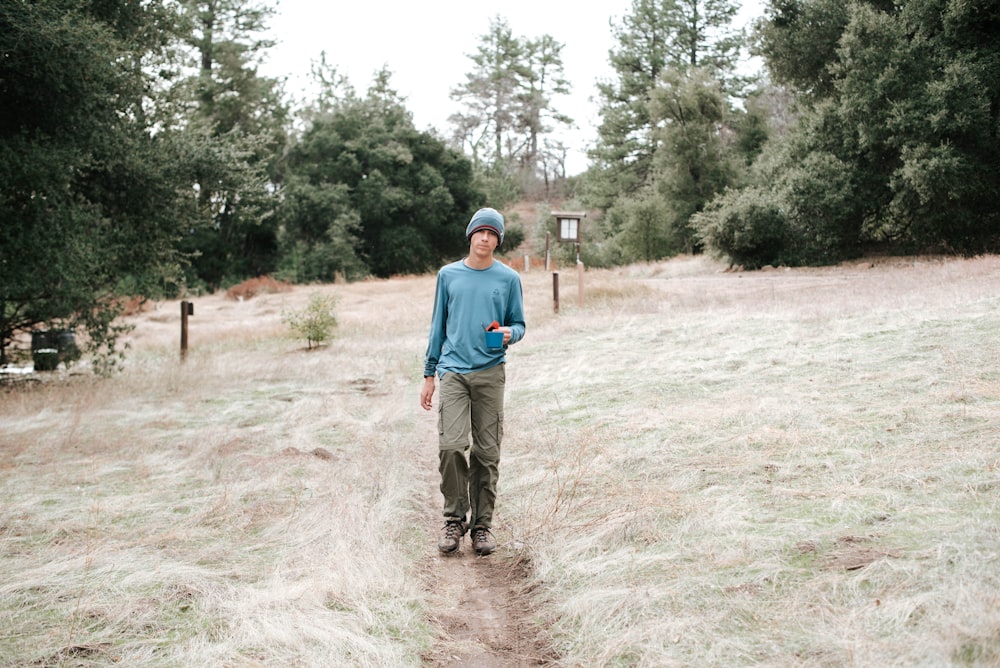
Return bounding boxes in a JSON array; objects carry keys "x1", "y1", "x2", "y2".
[{"x1": 260, "y1": 1, "x2": 767, "y2": 175}]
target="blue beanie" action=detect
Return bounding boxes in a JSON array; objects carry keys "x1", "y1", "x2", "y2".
[{"x1": 465, "y1": 208, "x2": 505, "y2": 246}]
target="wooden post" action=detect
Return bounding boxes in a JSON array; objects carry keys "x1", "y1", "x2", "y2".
[
  {"x1": 545, "y1": 232, "x2": 551, "y2": 272},
  {"x1": 0, "y1": 297, "x2": 6, "y2": 367},
  {"x1": 524, "y1": 254, "x2": 529, "y2": 272},
  {"x1": 180, "y1": 300, "x2": 193, "y2": 360},
  {"x1": 552, "y1": 272, "x2": 559, "y2": 314},
  {"x1": 578, "y1": 260, "x2": 584, "y2": 307}
]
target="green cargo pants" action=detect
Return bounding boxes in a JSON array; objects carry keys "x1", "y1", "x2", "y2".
[{"x1": 437, "y1": 363, "x2": 505, "y2": 530}]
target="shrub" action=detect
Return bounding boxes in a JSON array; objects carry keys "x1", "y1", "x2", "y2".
[
  {"x1": 613, "y1": 192, "x2": 682, "y2": 263},
  {"x1": 777, "y1": 151, "x2": 861, "y2": 265},
  {"x1": 283, "y1": 293, "x2": 337, "y2": 350},
  {"x1": 697, "y1": 150, "x2": 865, "y2": 268},
  {"x1": 497, "y1": 223, "x2": 525, "y2": 255},
  {"x1": 694, "y1": 187, "x2": 786, "y2": 269}
]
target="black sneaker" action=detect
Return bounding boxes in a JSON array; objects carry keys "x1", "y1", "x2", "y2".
[
  {"x1": 472, "y1": 527, "x2": 495, "y2": 556},
  {"x1": 438, "y1": 518, "x2": 467, "y2": 553}
]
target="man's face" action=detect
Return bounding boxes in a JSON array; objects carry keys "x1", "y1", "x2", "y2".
[{"x1": 469, "y1": 228, "x2": 499, "y2": 255}]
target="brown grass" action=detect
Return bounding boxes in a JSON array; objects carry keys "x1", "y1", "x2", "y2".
[
  {"x1": 224, "y1": 275, "x2": 293, "y2": 301},
  {"x1": 2, "y1": 255, "x2": 999, "y2": 666}
]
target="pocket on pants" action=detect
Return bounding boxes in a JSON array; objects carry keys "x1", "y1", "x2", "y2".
[
  {"x1": 473, "y1": 408, "x2": 503, "y2": 463},
  {"x1": 437, "y1": 372, "x2": 472, "y2": 451}
]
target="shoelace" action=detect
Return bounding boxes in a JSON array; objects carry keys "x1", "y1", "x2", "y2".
[{"x1": 443, "y1": 521, "x2": 463, "y2": 538}]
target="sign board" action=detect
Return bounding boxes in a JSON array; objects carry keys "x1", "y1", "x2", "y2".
[{"x1": 552, "y1": 211, "x2": 586, "y2": 243}]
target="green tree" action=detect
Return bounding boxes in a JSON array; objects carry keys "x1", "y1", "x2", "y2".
[
  {"x1": 672, "y1": 0, "x2": 744, "y2": 78},
  {"x1": 282, "y1": 67, "x2": 484, "y2": 279},
  {"x1": 274, "y1": 59, "x2": 364, "y2": 283},
  {"x1": 276, "y1": 178, "x2": 365, "y2": 283},
  {"x1": 647, "y1": 66, "x2": 739, "y2": 253},
  {"x1": 752, "y1": 0, "x2": 852, "y2": 100},
  {"x1": 711, "y1": 0, "x2": 1000, "y2": 266},
  {"x1": 584, "y1": 0, "x2": 753, "y2": 266},
  {"x1": 833, "y1": 0, "x2": 999, "y2": 251},
  {"x1": 283, "y1": 292, "x2": 337, "y2": 350},
  {"x1": 585, "y1": 0, "x2": 679, "y2": 208},
  {"x1": 449, "y1": 16, "x2": 573, "y2": 192},
  {"x1": 0, "y1": 0, "x2": 188, "y2": 370},
  {"x1": 616, "y1": 193, "x2": 677, "y2": 262},
  {"x1": 516, "y1": 34, "x2": 574, "y2": 185},
  {"x1": 163, "y1": 0, "x2": 289, "y2": 289},
  {"x1": 585, "y1": 0, "x2": 745, "y2": 211},
  {"x1": 731, "y1": 83, "x2": 778, "y2": 165},
  {"x1": 450, "y1": 17, "x2": 525, "y2": 172}
]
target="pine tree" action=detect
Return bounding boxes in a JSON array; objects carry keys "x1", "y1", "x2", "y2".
[
  {"x1": 449, "y1": 16, "x2": 573, "y2": 192},
  {"x1": 586, "y1": 0, "x2": 745, "y2": 210},
  {"x1": 162, "y1": 0, "x2": 290, "y2": 289}
]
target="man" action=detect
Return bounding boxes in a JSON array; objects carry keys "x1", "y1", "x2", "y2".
[{"x1": 420, "y1": 207, "x2": 526, "y2": 556}]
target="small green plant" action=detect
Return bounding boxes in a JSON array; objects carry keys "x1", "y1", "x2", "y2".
[{"x1": 283, "y1": 293, "x2": 337, "y2": 350}]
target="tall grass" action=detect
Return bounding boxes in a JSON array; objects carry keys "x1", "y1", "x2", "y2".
[
  {"x1": 1, "y1": 279, "x2": 436, "y2": 666},
  {"x1": 2, "y1": 256, "x2": 998, "y2": 666},
  {"x1": 504, "y1": 256, "x2": 1000, "y2": 666}
]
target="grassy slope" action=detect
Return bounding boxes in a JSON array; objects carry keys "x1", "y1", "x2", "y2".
[{"x1": 1, "y1": 255, "x2": 998, "y2": 666}]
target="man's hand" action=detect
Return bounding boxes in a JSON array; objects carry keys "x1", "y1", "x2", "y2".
[
  {"x1": 499, "y1": 326, "x2": 512, "y2": 346},
  {"x1": 420, "y1": 376, "x2": 436, "y2": 411}
]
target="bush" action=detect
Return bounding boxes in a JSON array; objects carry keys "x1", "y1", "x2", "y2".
[
  {"x1": 498, "y1": 223, "x2": 526, "y2": 255},
  {"x1": 697, "y1": 150, "x2": 864, "y2": 268},
  {"x1": 283, "y1": 293, "x2": 337, "y2": 350},
  {"x1": 777, "y1": 151, "x2": 861, "y2": 265},
  {"x1": 613, "y1": 193, "x2": 682, "y2": 263},
  {"x1": 694, "y1": 187, "x2": 786, "y2": 269}
]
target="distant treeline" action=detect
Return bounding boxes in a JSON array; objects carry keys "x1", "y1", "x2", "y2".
[{"x1": 2, "y1": 0, "x2": 997, "y2": 368}]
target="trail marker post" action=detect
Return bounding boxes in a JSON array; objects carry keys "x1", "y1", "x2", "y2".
[
  {"x1": 552, "y1": 272, "x2": 559, "y2": 314},
  {"x1": 180, "y1": 300, "x2": 194, "y2": 360},
  {"x1": 551, "y1": 211, "x2": 587, "y2": 309}
]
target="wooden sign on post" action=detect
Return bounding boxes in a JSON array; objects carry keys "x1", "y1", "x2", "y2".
[
  {"x1": 552, "y1": 211, "x2": 587, "y2": 307},
  {"x1": 552, "y1": 211, "x2": 585, "y2": 244}
]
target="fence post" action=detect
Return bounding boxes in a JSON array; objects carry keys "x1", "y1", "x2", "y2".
[
  {"x1": 180, "y1": 300, "x2": 193, "y2": 360},
  {"x1": 545, "y1": 232, "x2": 551, "y2": 272},
  {"x1": 552, "y1": 272, "x2": 559, "y2": 314}
]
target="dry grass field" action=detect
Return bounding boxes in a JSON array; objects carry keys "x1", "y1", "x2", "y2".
[{"x1": 2, "y1": 254, "x2": 999, "y2": 666}]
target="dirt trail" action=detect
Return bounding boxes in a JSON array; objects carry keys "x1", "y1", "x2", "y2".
[{"x1": 416, "y1": 414, "x2": 555, "y2": 667}]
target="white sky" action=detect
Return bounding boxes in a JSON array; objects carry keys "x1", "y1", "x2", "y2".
[{"x1": 260, "y1": 1, "x2": 767, "y2": 175}]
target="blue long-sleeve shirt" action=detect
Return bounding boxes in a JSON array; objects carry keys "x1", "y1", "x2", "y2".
[{"x1": 423, "y1": 259, "x2": 526, "y2": 378}]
